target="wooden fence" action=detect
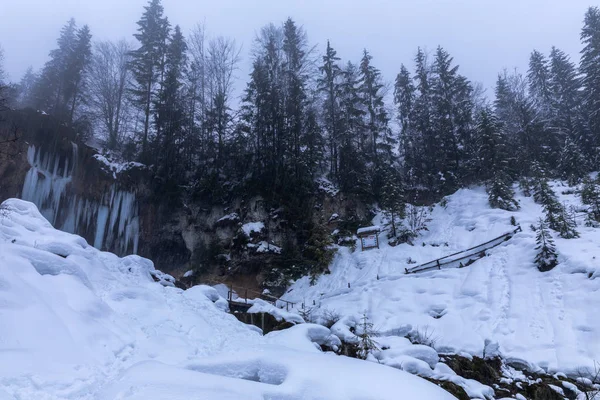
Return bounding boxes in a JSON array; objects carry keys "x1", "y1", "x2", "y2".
[{"x1": 405, "y1": 226, "x2": 522, "y2": 274}]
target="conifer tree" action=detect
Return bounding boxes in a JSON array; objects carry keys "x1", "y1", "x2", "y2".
[
  {"x1": 359, "y1": 50, "x2": 393, "y2": 163},
  {"x1": 356, "y1": 314, "x2": 379, "y2": 360},
  {"x1": 548, "y1": 47, "x2": 581, "y2": 143},
  {"x1": 528, "y1": 50, "x2": 552, "y2": 120},
  {"x1": 34, "y1": 18, "x2": 77, "y2": 118},
  {"x1": 155, "y1": 25, "x2": 187, "y2": 181},
  {"x1": 558, "y1": 137, "x2": 588, "y2": 185},
  {"x1": 129, "y1": 0, "x2": 170, "y2": 161},
  {"x1": 318, "y1": 40, "x2": 343, "y2": 178},
  {"x1": 476, "y1": 107, "x2": 518, "y2": 210},
  {"x1": 380, "y1": 168, "x2": 405, "y2": 238},
  {"x1": 534, "y1": 218, "x2": 558, "y2": 272},
  {"x1": 338, "y1": 61, "x2": 369, "y2": 196},
  {"x1": 66, "y1": 25, "x2": 92, "y2": 126},
  {"x1": 581, "y1": 176, "x2": 600, "y2": 224},
  {"x1": 580, "y1": 6, "x2": 600, "y2": 160}
]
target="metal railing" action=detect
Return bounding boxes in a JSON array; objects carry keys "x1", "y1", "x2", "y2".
[{"x1": 405, "y1": 226, "x2": 522, "y2": 274}]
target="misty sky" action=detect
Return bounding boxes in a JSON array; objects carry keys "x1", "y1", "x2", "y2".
[{"x1": 0, "y1": 0, "x2": 594, "y2": 97}]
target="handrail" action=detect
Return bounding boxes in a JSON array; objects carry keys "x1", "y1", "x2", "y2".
[
  {"x1": 405, "y1": 226, "x2": 522, "y2": 274},
  {"x1": 202, "y1": 279, "x2": 296, "y2": 311}
]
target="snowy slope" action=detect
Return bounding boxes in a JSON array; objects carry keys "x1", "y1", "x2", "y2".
[
  {"x1": 0, "y1": 198, "x2": 454, "y2": 400},
  {"x1": 285, "y1": 183, "x2": 600, "y2": 376}
]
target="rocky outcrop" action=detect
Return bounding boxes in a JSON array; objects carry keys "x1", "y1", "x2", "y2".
[{"x1": 0, "y1": 110, "x2": 372, "y2": 282}]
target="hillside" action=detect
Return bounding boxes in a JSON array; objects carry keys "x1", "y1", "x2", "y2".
[{"x1": 284, "y1": 182, "x2": 600, "y2": 379}]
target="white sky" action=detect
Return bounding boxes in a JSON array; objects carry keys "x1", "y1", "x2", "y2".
[{"x1": 0, "y1": 0, "x2": 593, "y2": 97}]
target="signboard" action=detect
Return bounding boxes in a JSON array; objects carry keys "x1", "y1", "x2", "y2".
[{"x1": 361, "y1": 234, "x2": 378, "y2": 250}]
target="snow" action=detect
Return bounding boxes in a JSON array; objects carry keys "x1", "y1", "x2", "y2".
[
  {"x1": 217, "y1": 212, "x2": 240, "y2": 223},
  {"x1": 255, "y1": 241, "x2": 282, "y2": 254},
  {"x1": 284, "y1": 183, "x2": 600, "y2": 378},
  {"x1": 0, "y1": 198, "x2": 453, "y2": 400},
  {"x1": 93, "y1": 153, "x2": 145, "y2": 179},
  {"x1": 247, "y1": 299, "x2": 305, "y2": 324},
  {"x1": 241, "y1": 221, "x2": 264, "y2": 236},
  {"x1": 357, "y1": 225, "x2": 380, "y2": 235}
]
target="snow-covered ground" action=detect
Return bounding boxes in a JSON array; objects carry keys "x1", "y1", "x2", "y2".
[
  {"x1": 0, "y1": 198, "x2": 454, "y2": 400},
  {"x1": 285, "y1": 183, "x2": 600, "y2": 378}
]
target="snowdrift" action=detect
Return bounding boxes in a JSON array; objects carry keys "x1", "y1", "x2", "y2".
[
  {"x1": 285, "y1": 183, "x2": 600, "y2": 377},
  {"x1": 0, "y1": 198, "x2": 453, "y2": 400}
]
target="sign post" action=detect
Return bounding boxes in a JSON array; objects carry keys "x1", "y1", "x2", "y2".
[{"x1": 356, "y1": 226, "x2": 380, "y2": 251}]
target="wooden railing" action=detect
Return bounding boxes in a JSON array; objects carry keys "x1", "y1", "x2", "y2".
[
  {"x1": 203, "y1": 280, "x2": 296, "y2": 311},
  {"x1": 405, "y1": 226, "x2": 522, "y2": 274}
]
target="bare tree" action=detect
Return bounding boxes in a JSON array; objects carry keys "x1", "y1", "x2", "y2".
[{"x1": 87, "y1": 39, "x2": 133, "y2": 150}]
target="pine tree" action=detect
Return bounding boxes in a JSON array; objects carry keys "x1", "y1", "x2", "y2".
[
  {"x1": 533, "y1": 175, "x2": 578, "y2": 237},
  {"x1": 534, "y1": 218, "x2": 558, "y2": 272},
  {"x1": 154, "y1": 25, "x2": 187, "y2": 182},
  {"x1": 380, "y1": 168, "x2": 405, "y2": 238},
  {"x1": 548, "y1": 47, "x2": 582, "y2": 144},
  {"x1": 394, "y1": 64, "x2": 420, "y2": 199},
  {"x1": 129, "y1": 0, "x2": 170, "y2": 161},
  {"x1": 338, "y1": 61, "x2": 369, "y2": 196},
  {"x1": 318, "y1": 40, "x2": 343, "y2": 178},
  {"x1": 34, "y1": 18, "x2": 78, "y2": 118},
  {"x1": 558, "y1": 137, "x2": 588, "y2": 185},
  {"x1": 553, "y1": 205, "x2": 579, "y2": 239},
  {"x1": 356, "y1": 314, "x2": 379, "y2": 360},
  {"x1": 528, "y1": 50, "x2": 552, "y2": 121},
  {"x1": 581, "y1": 176, "x2": 600, "y2": 224},
  {"x1": 359, "y1": 50, "x2": 394, "y2": 163},
  {"x1": 476, "y1": 107, "x2": 518, "y2": 210},
  {"x1": 580, "y1": 6, "x2": 600, "y2": 161},
  {"x1": 488, "y1": 172, "x2": 518, "y2": 211},
  {"x1": 66, "y1": 25, "x2": 92, "y2": 126}
]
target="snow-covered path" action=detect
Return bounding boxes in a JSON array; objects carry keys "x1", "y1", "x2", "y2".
[{"x1": 285, "y1": 185, "x2": 600, "y2": 375}]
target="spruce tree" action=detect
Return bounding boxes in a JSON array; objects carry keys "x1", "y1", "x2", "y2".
[
  {"x1": 34, "y1": 18, "x2": 78, "y2": 118},
  {"x1": 129, "y1": 0, "x2": 170, "y2": 161},
  {"x1": 66, "y1": 25, "x2": 92, "y2": 126},
  {"x1": 155, "y1": 25, "x2": 187, "y2": 182},
  {"x1": 548, "y1": 47, "x2": 582, "y2": 144},
  {"x1": 534, "y1": 218, "x2": 558, "y2": 272},
  {"x1": 359, "y1": 50, "x2": 393, "y2": 163},
  {"x1": 528, "y1": 50, "x2": 552, "y2": 121},
  {"x1": 476, "y1": 107, "x2": 518, "y2": 210},
  {"x1": 580, "y1": 6, "x2": 600, "y2": 161},
  {"x1": 488, "y1": 172, "x2": 518, "y2": 211},
  {"x1": 558, "y1": 137, "x2": 588, "y2": 185},
  {"x1": 318, "y1": 40, "x2": 343, "y2": 178},
  {"x1": 581, "y1": 176, "x2": 600, "y2": 224},
  {"x1": 380, "y1": 168, "x2": 405, "y2": 238}
]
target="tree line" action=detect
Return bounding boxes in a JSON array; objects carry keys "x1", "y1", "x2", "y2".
[{"x1": 3, "y1": 2, "x2": 600, "y2": 276}]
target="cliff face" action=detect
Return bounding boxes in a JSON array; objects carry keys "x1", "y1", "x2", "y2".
[{"x1": 0, "y1": 110, "x2": 371, "y2": 283}]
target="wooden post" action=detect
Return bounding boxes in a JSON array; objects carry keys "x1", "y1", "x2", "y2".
[{"x1": 437, "y1": 260, "x2": 441, "y2": 270}]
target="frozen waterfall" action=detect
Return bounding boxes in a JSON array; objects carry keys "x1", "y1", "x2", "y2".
[{"x1": 21, "y1": 144, "x2": 140, "y2": 255}]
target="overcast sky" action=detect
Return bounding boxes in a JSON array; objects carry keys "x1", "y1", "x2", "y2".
[{"x1": 0, "y1": 0, "x2": 594, "y2": 97}]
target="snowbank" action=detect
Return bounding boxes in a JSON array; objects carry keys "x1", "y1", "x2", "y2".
[{"x1": 0, "y1": 198, "x2": 454, "y2": 400}]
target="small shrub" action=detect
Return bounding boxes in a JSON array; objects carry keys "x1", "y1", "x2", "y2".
[
  {"x1": 320, "y1": 308, "x2": 341, "y2": 328},
  {"x1": 407, "y1": 326, "x2": 438, "y2": 348}
]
